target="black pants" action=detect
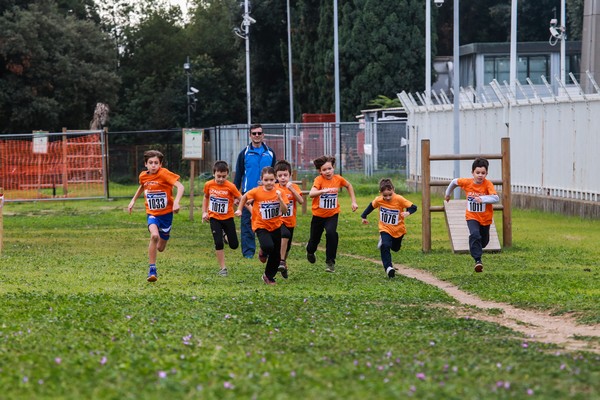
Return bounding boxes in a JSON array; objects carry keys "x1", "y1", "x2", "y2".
[
  {"x1": 306, "y1": 214, "x2": 339, "y2": 263},
  {"x1": 209, "y1": 218, "x2": 239, "y2": 250},
  {"x1": 280, "y1": 224, "x2": 294, "y2": 257},
  {"x1": 466, "y1": 219, "x2": 490, "y2": 262},
  {"x1": 380, "y1": 232, "x2": 404, "y2": 271},
  {"x1": 256, "y1": 227, "x2": 282, "y2": 280}
]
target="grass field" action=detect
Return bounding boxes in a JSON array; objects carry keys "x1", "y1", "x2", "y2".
[{"x1": 0, "y1": 190, "x2": 599, "y2": 399}]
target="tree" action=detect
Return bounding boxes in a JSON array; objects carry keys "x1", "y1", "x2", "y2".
[{"x1": 0, "y1": 1, "x2": 119, "y2": 133}]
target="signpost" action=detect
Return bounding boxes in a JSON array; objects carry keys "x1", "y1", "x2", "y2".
[{"x1": 182, "y1": 129, "x2": 204, "y2": 221}]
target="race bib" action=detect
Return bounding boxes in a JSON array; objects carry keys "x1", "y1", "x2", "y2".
[
  {"x1": 147, "y1": 191, "x2": 167, "y2": 211},
  {"x1": 282, "y1": 201, "x2": 293, "y2": 218},
  {"x1": 319, "y1": 193, "x2": 338, "y2": 209},
  {"x1": 379, "y1": 207, "x2": 399, "y2": 225},
  {"x1": 467, "y1": 197, "x2": 485, "y2": 213},
  {"x1": 259, "y1": 201, "x2": 280, "y2": 220},
  {"x1": 209, "y1": 196, "x2": 229, "y2": 214}
]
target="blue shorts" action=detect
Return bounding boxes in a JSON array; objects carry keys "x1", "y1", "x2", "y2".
[{"x1": 147, "y1": 213, "x2": 173, "y2": 240}]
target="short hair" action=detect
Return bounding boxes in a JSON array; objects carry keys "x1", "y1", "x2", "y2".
[
  {"x1": 472, "y1": 157, "x2": 489, "y2": 172},
  {"x1": 144, "y1": 150, "x2": 164, "y2": 163},
  {"x1": 379, "y1": 178, "x2": 395, "y2": 192},
  {"x1": 261, "y1": 166, "x2": 276, "y2": 178},
  {"x1": 313, "y1": 155, "x2": 335, "y2": 170},
  {"x1": 274, "y1": 160, "x2": 292, "y2": 174},
  {"x1": 213, "y1": 160, "x2": 229, "y2": 173},
  {"x1": 249, "y1": 123, "x2": 262, "y2": 132}
]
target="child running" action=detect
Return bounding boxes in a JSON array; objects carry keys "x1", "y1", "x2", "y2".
[
  {"x1": 306, "y1": 155, "x2": 358, "y2": 272},
  {"x1": 128, "y1": 150, "x2": 184, "y2": 282},
  {"x1": 235, "y1": 167, "x2": 288, "y2": 285},
  {"x1": 361, "y1": 178, "x2": 417, "y2": 278},
  {"x1": 445, "y1": 157, "x2": 499, "y2": 273},
  {"x1": 275, "y1": 160, "x2": 304, "y2": 279},
  {"x1": 202, "y1": 161, "x2": 242, "y2": 277}
]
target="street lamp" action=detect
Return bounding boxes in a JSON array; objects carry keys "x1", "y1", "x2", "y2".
[
  {"x1": 233, "y1": 0, "x2": 255, "y2": 125},
  {"x1": 426, "y1": 0, "x2": 445, "y2": 103},
  {"x1": 184, "y1": 56, "x2": 197, "y2": 127}
]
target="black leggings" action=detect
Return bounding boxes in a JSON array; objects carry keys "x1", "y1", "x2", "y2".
[
  {"x1": 280, "y1": 225, "x2": 294, "y2": 257},
  {"x1": 256, "y1": 227, "x2": 282, "y2": 280},
  {"x1": 306, "y1": 214, "x2": 339, "y2": 263},
  {"x1": 210, "y1": 218, "x2": 239, "y2": 251}
]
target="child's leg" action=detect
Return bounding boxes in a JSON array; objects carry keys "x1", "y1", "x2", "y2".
[
  {"x1": 267, "y1": 228, "x2": 282, "y2": 279},
  {"x1": 222, "y1": 218, "x2": 239, "y2": 250},
  {"x1": 209, "y1": 219, "x2": 226, "y2": 269},
  {"x1": 466, "y1": 220, "x2": 483, "y2": 263},
  {"x1": 285, "y1": 227, "x2": 294, "y2": 259},
  {"x1": 256, "y1": 229, "x2": 277, "y2": 280},
  {"x1": 323, "y1": 214, "x2": 339, "y2": 264},
  {"x1": 379, "y1": 232, "x2": 394, "y2": 271},
  {"x1": 306, "y1": 216, "x2": 325, "y2": 255},
  {"x1": 280, "y1": 225, "x2": 291, "y2": 261},
  {"x1": 480, "y1": 224, "x2": 491, "y2": 249},
  {"x1": 148, "y1": 224, "x2": 160, "y2": 264}
]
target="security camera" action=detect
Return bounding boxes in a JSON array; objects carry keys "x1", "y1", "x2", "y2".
[
  {"x1": 190, "y1": 87, "x2": 199, "y2": 94},
  {"x1": 549, "y1": 26, "x2": 561, "y2": 38},
  {"x1": 243, "y1": 15, "x2": 256, "y2": 25},
  {"x1": 434, "y1": 0, "x2": 444, "y2": 6},
  {"x1": 183, "y1": 62, "x2": 190, "y2": 71}
]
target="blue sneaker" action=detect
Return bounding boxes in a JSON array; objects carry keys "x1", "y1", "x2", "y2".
[{"x1": 147, "y1": 266, "x2": 157, "y2": 282}]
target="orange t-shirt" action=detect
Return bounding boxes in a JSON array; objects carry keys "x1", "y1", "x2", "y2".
[
  {"x1": 203, "y1": 180, "x2": 241, "y2": 220},
  {"x1": 311, "y1": 174, "x2": 349, "y2": 218},
  {"x1": 456, "y1": 178, "x2": 497, "y2": 225},
  {"x1": 371, "y1": 193, "x2": 414, "y2": 238},
  {"x1": 278, "y1": 183, "x2": 302, "y2": 228},
  {"x1": 138, "y1": 167, "x2": 181, "y2": 216},
  {"x1": 246, "y1": 186, "x2": 283, "y2": 232}
]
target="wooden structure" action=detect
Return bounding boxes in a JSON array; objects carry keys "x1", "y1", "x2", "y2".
[{"x1": 421, "y1": 138, "x2": 512, "y2": 253}]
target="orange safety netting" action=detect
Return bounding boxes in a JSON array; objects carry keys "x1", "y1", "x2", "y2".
[{"x1": 0, "y1": 133, "x2": 105, "y2": 201}]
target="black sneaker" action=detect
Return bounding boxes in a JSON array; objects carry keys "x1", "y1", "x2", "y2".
[
  {"x1": 307, "y1": 252, "x2": 316, "y2": 264},
  {"x1": 325, "y1": 260, "x2": 335, "y2": 273},
  {"x1": 386, "y1": 266, "x2": 396, "y2": 278}
]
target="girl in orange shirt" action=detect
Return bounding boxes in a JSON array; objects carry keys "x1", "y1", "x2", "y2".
[
  {"x1": 361, "y1": 178, "x2": 417, "y2": 278},
  {"x1": 306, "y1": 155, "x2": 358, "y2": 272},
  {"x1": 235, "y1": 167, "x2": 288, "y2": 285}
]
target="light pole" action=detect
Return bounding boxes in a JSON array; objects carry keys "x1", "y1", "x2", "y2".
[
  {"x1": 184, "y1": 57, "x2": 191, "y2": 127},
  {"x1": 452, "y1": 0, "x2": 460, "y2": 195},
  {"x1": 287, "y1": 0, "x2": 294, "y2": 123},
  {"x1": 233, "y1": 1, "x2": 255, "y2": 125},
  {"x1": 184, "y1": 56, "x2": 198, "y2": 128},
  {"x1": 426, "y1": 1, "x2": 445, "y2": 103}
]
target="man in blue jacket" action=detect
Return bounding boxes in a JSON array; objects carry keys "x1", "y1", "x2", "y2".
[{"x1": 234, "y1": 124, "x2": 277, "y2": 258}]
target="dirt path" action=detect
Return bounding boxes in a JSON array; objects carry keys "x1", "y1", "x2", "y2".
[{"x1": 344, "y1": 253, "x2": 600, "y2": 354}]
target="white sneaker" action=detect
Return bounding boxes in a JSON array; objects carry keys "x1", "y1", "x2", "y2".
[{"x1": 218, "y1": 268, "x2": 228, "y2": 276}]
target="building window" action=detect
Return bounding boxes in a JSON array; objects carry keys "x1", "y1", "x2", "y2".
[{"x1": 484, "y1": 55, "x2": 549, "y2": 85}]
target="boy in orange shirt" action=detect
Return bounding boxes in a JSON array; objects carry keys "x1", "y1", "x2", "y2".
[
  {"x1": 275, "y1": 160, "x2": 304, "y2": 279},
  {"x1": 128, "y1": 150, "x2": 184, "y2": 282},
  {"x1": 306, "y1": 155, "x2": 358, "y2": 272},
  {"x1": 361, "y1": 178, "x2": 417, "y2": 278},
  {"x1": 445, "y1": 157, "x2": 499, "y2": 273},
  {"x1": 202, "y1": 161, "x2": 242, "y2": 277},
  {"x1": 235, "y1": 167, "x2": 288, "y2": 285}
]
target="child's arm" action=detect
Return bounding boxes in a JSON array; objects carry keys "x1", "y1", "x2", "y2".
[
  {"x1": 309, "y1": 186, "x2": 333, "y2": 198},
  {"x1": 475, "y1": 194, "x2": 499, "y2": 204},
  {"x1": 172, "y1": 181, "x2": 185, "y2": 214},
  {"x1": 360, "y1": 202, "x2": 376, "y2": 224},
  {"x1": 401, "y1": 204, "x2": 418, "y2": 218},
  {"x1": 128, "y1": 185, "x2": 143, "y2": 214},
  {"x1": 444, "y1": 178, "x2": 459, "y2": 202},
  {"x1": 344, "y1": 182, "x2": 358, "y2": 212},
  {"x1": 286, "y1": 182, "x2": 304, "y2": 204},
  {"x1": 201, "y1": 193, "x2": 210, "y2": 222},
  {"x1": 235, "y1": 193, "x2": 248, "y2": 217},
  {"x1": 276, "y1": 190, "x2": 288, "y2": 215}
]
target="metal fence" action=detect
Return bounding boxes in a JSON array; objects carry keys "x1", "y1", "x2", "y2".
[
  {"x1": 398, "y1": 76, "x2": 600, "y2": 202},
  {"x1": 1, "y1": 121, "x2": 408, "y2": 201}
]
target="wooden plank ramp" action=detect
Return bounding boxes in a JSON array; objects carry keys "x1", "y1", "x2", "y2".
[{"x1": 444, "y1": 200, "x2": 501, "y2": 253}]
